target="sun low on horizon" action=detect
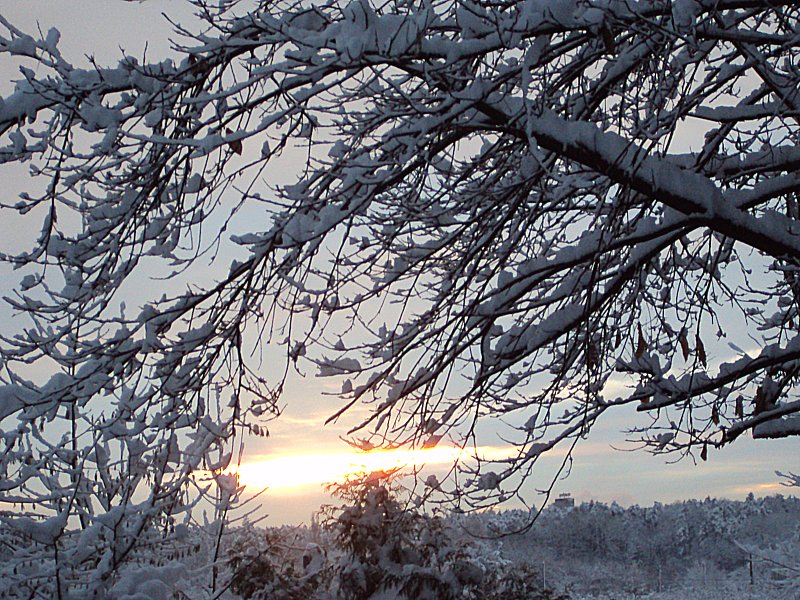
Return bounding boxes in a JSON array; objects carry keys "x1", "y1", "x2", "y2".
[{"x1": 224, "y1": 445, "x2": 504, "y2": 492}]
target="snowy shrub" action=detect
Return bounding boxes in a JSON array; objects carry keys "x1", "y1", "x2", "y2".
[
  {"x1": 325, "y1": 473, "x2": 463, "y2": 599},
  {"x1": 323, "y1": 472, "x2": 566, "y2": 600},
  {"x1": 225, "y1": 524, "x2": 328, "y2": 599},
  {"x1": 480, "y1": 562, "x2": 570, "y2": 600},
  {"x1": 109, "y1": 562, "x2": 188, "y2": 600}
]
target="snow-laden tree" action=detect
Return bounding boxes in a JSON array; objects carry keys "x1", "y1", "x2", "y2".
[
  {"x1": 322, "y1": 471, "x2": 565, "y2": 600},
  {"x1": 1, "y1": 0, "x2": 799, "y2": 592}
]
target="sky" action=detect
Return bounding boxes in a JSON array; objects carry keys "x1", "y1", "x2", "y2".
[{"x1": 0, "y1": 0, "x2": 797, "y2": 526}]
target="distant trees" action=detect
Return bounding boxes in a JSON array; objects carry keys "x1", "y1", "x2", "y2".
[
  {"x1": 494, "y1": 494, "x2": 800, "y2": 597},
  {"x1": 1, "y1": 0, "x2": 800, "y2": 592}
]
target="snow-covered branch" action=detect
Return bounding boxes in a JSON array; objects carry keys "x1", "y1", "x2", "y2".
[{"x1": 1, "y1": 0, "x2": 799, "y2": 591}]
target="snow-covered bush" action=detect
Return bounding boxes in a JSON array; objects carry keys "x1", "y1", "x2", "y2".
[
  {"x1": 109, "y1": 562, "x2": 189, "y2": 600},
  {"x1": 325, "y1": 472, "x2": 467, "y2": 599},
  {"x1": 225, "y1": 523, "x2": 329, "y2": 600},
  {"x1": 323, "y1": 472, "x2": 565, "y2": 600},
  {"x1": 480, "y1": 562, "x2": 569, "y2": 600}
]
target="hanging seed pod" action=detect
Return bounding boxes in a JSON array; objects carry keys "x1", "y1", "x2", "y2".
[
  {"x1": 696, "y1": 334, "x2": 707, "y2": 367},
  {"x1": 635, "y1": 324, "x2": 647, "y2": 359},
  {"x1": 679, "y1": 330, "x2": 689, "y2": 360}
]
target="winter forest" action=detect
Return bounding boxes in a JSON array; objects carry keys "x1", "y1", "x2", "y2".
[{"x1": 0, "y1": 0, "x2": 799, "y2": 597}]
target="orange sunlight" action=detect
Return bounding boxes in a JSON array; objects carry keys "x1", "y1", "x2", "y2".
[
  {"x1": 730, "y1": 481, "x2": 785, "y2": 495},
  {"x1": 230, "y1": 446, "x2": 501, "y2": 491}
]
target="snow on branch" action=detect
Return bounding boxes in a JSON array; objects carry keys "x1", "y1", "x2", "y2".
[{"x1": 0, "y1": 0, "x2": 799, "y2": 592}]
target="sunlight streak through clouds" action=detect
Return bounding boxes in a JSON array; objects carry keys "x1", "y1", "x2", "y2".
[{"x1": 231, "y1": 446, "x2": 507, "y2": 490}]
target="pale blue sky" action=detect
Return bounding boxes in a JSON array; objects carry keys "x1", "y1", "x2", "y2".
[{"x1": 0, "y1": 0, "x2": 796, "y2": 525}]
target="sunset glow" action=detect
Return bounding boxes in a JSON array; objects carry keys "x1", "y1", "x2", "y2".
[{"x1": 229, "y1": 446, "x2": 493, "y2": 491}]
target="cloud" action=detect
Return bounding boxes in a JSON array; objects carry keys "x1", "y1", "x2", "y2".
[{"x1": 724, "y1": 481, "x2": 785, "y2": 496}]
